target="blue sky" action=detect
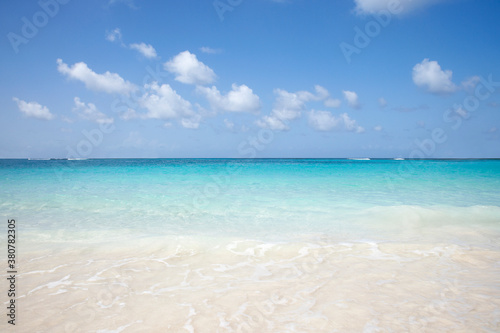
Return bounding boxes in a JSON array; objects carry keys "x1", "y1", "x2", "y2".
[{"x1": 1, "y1": 0, "x2": 499, "y2": 158}]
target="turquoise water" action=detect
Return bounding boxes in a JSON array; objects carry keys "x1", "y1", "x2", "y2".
[
  {"x1": 2, "y1": 159, "x2": 500, "y2": 331},
  {"x1": 1, "y1": 158, "x2": 500, "y2": 243}
]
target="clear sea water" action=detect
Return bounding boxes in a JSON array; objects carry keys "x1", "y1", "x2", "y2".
[{"x1": 1, "y1": 159, "x2": 500, "y2": 332}]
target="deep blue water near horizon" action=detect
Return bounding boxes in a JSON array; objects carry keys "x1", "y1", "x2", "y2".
[{"x1": 1, "y1": 158, "x2": 500, "y2": 245}]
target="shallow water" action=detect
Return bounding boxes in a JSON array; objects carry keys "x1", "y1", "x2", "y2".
[{"x1": 1, "y1": 159, "x2": 500, "y2": 332}]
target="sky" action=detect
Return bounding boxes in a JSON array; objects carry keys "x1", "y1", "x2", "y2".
[{"x1": 0, "y1": 0, "x2": 499, "y2": 158}]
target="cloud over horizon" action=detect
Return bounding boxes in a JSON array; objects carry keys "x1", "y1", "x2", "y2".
[
  {"x1": 308, "y1": 110, "x2": 364, "y2": 133},
  {"x1": 73, "y1": 97, "x2": 114, "y2": 124},
  {"x1": 197, "y1": 84, "x2": 261, "y2": 114}
]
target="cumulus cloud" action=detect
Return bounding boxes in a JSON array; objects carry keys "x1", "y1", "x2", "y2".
[
  {"x1": 353, "y1": 0, "x2": 444, "y2": 16},
  {"x1": 138, "y1": 82, "x2": 194, "y2": 120},
  {"x1": 343, "y1": 90, "x2": 360, "y2": 109},
  {"x1": 73, "y1": 97, "x2": 113, "y2": 124},
  {"x1": 106, "y1": 28, "x2": 122, "y2": 42},
  {"x1": 181, "y1": 115, "x2": 202, "y2": 129},
  {"x1": 308, "y1": 110, "x2": 340, "y2": 131},
  {"x1": 324, "y1": 98, "x2": 341, "y2": 108},
  {"x1": 106, "y1": 28, "x2": 157, "y2": 58},
  {"x1": 412, "y1": 59, "x2": 457, "y2": 94},
  {"x1": 311, "y1": 85, "x2": 330, "y2": 100},
  {"x1": 129, "y1": 42, "x2": 157, "y2": 58},
  {"x1": 196, "y1": 84, "x2": 261, "y2": 114},
  {"x1": 374, "y1": 125, "x2": 383, "y2": 131},
  {"x1": 13, "y1": 97, "x2": 54, "y2": 120},
  {"x1": 164, "y1": 51, "x2": 216, "y2": 85},
  {"x1": 256, "y1": 89, "x2": 307, "y2": 130},
  {"x1": 256, "y1": 115, "x2": 289, "y2": 131},
  {"x1": 57, "y1": 59, "x2": 136, "y2": 95},
  {"x1": 378, "y1": 97, "x2": 387, "y2": 108},
  {"x1": 120, "y1": 82, "x2": 202, "y2": 128},
  {"x1": 256, "y1": 85, "x2": 333, "y2": 131},
  {"x1": 308, "y1": 110, "x2": 364, "y2": 133}
]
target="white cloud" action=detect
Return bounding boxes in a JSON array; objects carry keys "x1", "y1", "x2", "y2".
[
  {"x1": 73, "y1": 97, "x2": 114, "y2": 124},
  {"x1": 106, "y1": 28, "x2": 156, "y2": 58},
  {"x1": 312, "y1": 85, "x2": 330, "y2": 100},
  {"x1": 324, "y1": 98, "x2": 341, "y2": 108},
  {"x1": 256, "y1": 89, "x2": 306, "y2": 130},
  {"x1": 294, "y1": 85, "x2": 330, "y2": 102},
  {"x1": 196, "y1": 84, "x2": 261, "y2": 114},
  {"x1": 200, "y1": 46, "x2": 222, "y2": 54},
  {"x1": 57, "y1": 59, "x2": 136, "y2": 95},
  {"x1": 341, "y1": 113, "x2": 365, "y2": 133},
  {"x1": 256, "y1": 116, "x2": 288, "y2": 131},
  {"x1": 343, "y1": 90, "x2": 360, "y2": 109},
  {"x1": 129, "y1": 42, "x2": 157, "y2": 58},
  {"x1": 461, "y1": 75, "x2": 480, "y2": 92},
  {"x1": 273, "y1": 88, "x2": 309, "y2": 119},
  {"x1": 378, "y1": 97, "x2": 387, "y2": 108},
  {"x1": 13, "y1": 97, "x2": 54, "y2": 120},
  {"x1": 353, "y1": 0, "x2": 444, "y2": 16},
  {"x1": 181, "y1": 115, "x2": 202, "y2": 129},
  {"x1": 120, "y1": 108, "x2": 138, "y2": 120},
  {"x1": 138, "y1": 82, "x2": 194, "y2": 121},
  {"x1": 308, "y1": 110, "x2": 340, "y2": 131},
  {"x1": 308, "y1": 110, "x2": 364, "y2": 133},
  {"x1": 256, "y1": 86, "x2": 332, "y2": 131},
  {"x1": 164, "y1": 51, "x2": 216, "y2": 85},
  {"x1": 412, "y1": 58, "x2": 457, "y2": 94},
  {"x1": 106, "y1": 28, "x2": 122, "y2": 42},
  {"x1": 122, "y1": 83, "x2": 202, "y2": 128},
  {"x1": 374, "y1": 125, "x2": 383, "y2": 131}
]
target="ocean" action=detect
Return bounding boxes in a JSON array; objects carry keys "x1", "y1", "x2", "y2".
[{"x1": 1, "y1": 158, "x2": 500, "y2": 332}]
